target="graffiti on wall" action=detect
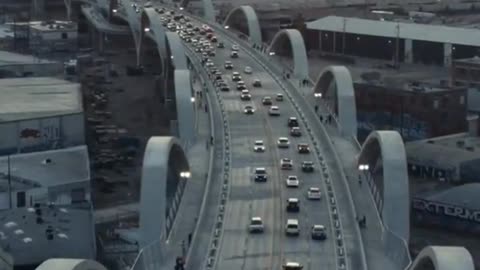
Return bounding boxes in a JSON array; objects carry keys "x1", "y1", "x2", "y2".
[{"x1": 358, "y1": 112, "x2": 428, "y2": 141}]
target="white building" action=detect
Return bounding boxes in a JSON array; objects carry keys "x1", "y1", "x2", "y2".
[
  {"x1": 0, "y1": 77, "x2": 85, "y2": 155},
  {"x1": 0, "y1": 204, "x2": 95, "y2": 267},
  {"x1": 0, "y1": 50, "x2": 63, "y2": 78},
  {"x1": 0, "y1": 145, "x2": 91, "y2": 209}
]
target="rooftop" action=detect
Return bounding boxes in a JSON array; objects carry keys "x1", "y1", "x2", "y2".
[
  {"x1": 0, "y1": 146, "x2": 90, "y2": 192},
  {"x1": 0, "y1": 77, "x2": 83, "y2": 122},
  {"x1": 0, "y1": 25, "x2": 14, "y2": 39},
  {"x1": 9, "y1": 21, "x2": 78, "y2": 32},
  {"x1": 0, "y1": 204, "x2": 95, "y2": 266},
  {"x1": 406, "y1": 132, "x2": 480, "y2": 169},
  {"x1": 454, "y1": 56, "x2": 480, "y2": 65},
  {"x1": 307, "y1": 15, "x2": 480, "y2": 47},
  {"x1": 0, "y1": 50, "x2": 57, "y2": 67},
  {"x1": 416, "y1": 183, "x2": 480, "y2": 210}
]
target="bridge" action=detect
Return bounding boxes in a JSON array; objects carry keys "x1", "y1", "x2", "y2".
[{"x1": 68, "y1": 1, "x2": 475, "y2": 270}]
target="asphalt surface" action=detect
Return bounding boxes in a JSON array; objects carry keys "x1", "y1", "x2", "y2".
[{"x1": 211, "y1": 38, "x2": 336, "y2": 270}]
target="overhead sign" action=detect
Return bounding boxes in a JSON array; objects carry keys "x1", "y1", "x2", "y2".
[{"x1": 412, "y1": 198, "x2": 480, "y2": 223}]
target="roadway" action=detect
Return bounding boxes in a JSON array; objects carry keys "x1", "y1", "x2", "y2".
[{"x1": 209, "y1": 34, "x2": 337, "y2": 270}]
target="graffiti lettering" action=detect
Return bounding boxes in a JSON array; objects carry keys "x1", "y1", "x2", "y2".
[{"x1": 412, "y1": 199, "x2": 480, "y2": 223}]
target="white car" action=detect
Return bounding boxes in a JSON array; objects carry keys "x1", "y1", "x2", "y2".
[
  {"x1": 307, "y1": 187, "x2": 322, "y2": 200},
  {"x1": 232, "y1": 44, "x2": 239, "y2": 51},
  {"x1": 244, "y1": 105, "x2": 255, "y2": 114},
  {"x1": 269, "y1": 106, "x2": 280, "y2": 116},
  {"x1": 283, "y1": 262, "x2": 303, "y2": 270},
  {"x1": 277, "y1": 137, "x2": 290, "y2": 148},
  {"x1": 285, "y1": 219, "x2": 300, "y2": 236},
  {"x1": 249, "y1": 217, "x2": 264, "y2": 233},
  {"x1": 253, "y1": 140, "x2": 265, "y2": 152},
  {"x1": 280, "y1": 158, "x2": 293, "y2": 170},
  {"x1": 244, "y1": 66, "x2": 252, "y2": 74},
  {"x1": 240, "y1": 90, "x2": 251, "y2": 101},
  {"x1": 286, "y1": 175, "x2": 299, "y2": 188}
]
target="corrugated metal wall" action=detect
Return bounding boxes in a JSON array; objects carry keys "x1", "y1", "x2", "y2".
[{"x1": 0, "y1": 113, "x2": 85, "y2": 155}]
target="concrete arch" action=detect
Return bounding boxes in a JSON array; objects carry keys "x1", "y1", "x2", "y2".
[
  {"x1": 141, "y1": 7, "x2": 168, "y2": 62},
  {"x1": 410, "y1": 246, "x2": 474, "y2": 270},
  {"x1": 36, "y1": 259, "x2": 108, "y2": 270},
  {"x1": 181, "y1": 0, "x2": 215, "y2": 22},
  {"x1": 139, "y1": 136, "x2": 190, "y2": 248},
  {"x1": 223, "y1": 5, "x2": 262, "y2": 45},
  {"x1": 268, "y1": 29, "x2": 308, "y2": 79},
  {"x1": 173, "y1": 69, "x2": 195, "y2": 143},
  {"x1": 165, "y1": 32, "x2": 188, "y2": 70},
  {"x1": 313, "y1": 65, "x2": 357, "y2": 137},
  {"x1": 357, "y1": 130, "x2": 410, "y2": 242}
]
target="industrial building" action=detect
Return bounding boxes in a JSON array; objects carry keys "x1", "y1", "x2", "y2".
[
  {"x1": 0, "y1": 145, "x2": 91, "y2": 209},
  {"x1": 0, "y1": 204, "x2": 95, "y2": 268},
  {"x1": 412, "y1": 183, "x2": 480, "y2": 235},
  {"x1": 355, "y1": 80, "x2": 467, "y2": 142},
  {"x1": 0, "y1": 50, "x2": 62, "y2": 78},
  {"x1": 405, "y1": 119, "x2": 480, "y2": 183},
  {"x1": 306, "y1": 15, "x2": 480, "y2": 67},
  {"x1": 0, "y1": 77, "x2": 85, "y2": 155},
  {"x1": 452, "y1": 56, "x2": 480, "y2": 88}
]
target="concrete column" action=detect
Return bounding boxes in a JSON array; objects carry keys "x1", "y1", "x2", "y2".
[
  {"x1": 333, "y1": 32, "x2": 337, "y2": 53},
  {"x1": 319, "y1": 31, "x2": 322, "y2": 52},
  {"x1": 404, "y1": 39, "x2": 413, "y2": 64},
  {"x1": 444, "y1": 43, "x2": 452, "y2": 67}
]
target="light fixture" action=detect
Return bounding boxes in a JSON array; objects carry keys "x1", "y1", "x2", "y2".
[
  {"x1": 112, "y1": 9, "x2": 118, "y2": 13},
  {"x1": 144, "y1": 27, "x2": 151, "y2": 32},
  {"x1": 358, "y1": 164, "x2": 370, "y2": 171},
  {"x1": 180, "y1": 171, "x2": 191, "y2": 178},
  {"x1": 179, "y1": 7, "x2": 184, "y2": 10},
  {"x1": 190, "y1": 97, "x2": 195, "y2": 103},
  {"x1": 314, "y1": 93, "x2": 322, "y2": 98},
  {"x1": 224, "y1": 25, "x2": 230, "y2": 29},
  {"x1": 269, "y1": 52, "x2": 275, "y2": 56}
]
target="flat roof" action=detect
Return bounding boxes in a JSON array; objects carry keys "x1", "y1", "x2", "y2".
[
  {"x1": 416, "y1": 183, "x2": 480, "y2": 210},
  {"x1": 0, "y1": 204, "x2": 95, "y2": 265},
  {"x1": 0, "y1": 25, "x2": 14, "y2": 39},
  {"x1": 0, "y1": 77, "x2": 83, "y2": 122},
  {"x1": 454, "y1": 56, "x2": 480, "y2": 65},
  {"x1": 307, "y1": 16, "x2": 480, "y2": 47},
  {"x1": 0, "y1": 145, "x2": 90, "y2": 191},
  {"x1": 0, "y1": 50, "x2": 57, "y2": 67},
  {"x1": 406, "y1": 133, "x2": 480, "y2": 169}
]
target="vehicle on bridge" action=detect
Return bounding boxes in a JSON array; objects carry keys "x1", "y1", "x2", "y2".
[
  {"x1": 236, "y1": 81, "x2": 247, "y2": 91},
  {"x1": 253, "y1": 79, "x2": 262, "y2": 87},
  {"x1": 297, "y1": 143, "x2": 310, "y2": 154},
  {"x1": 217, "y1": 42, "x2": 225, "y2": 48},
  {"x1": 285, "y1": 219, "x2": 300, "y2": 236},
  {"x1": 231, "y1": 72, "x2": 241, "y2": 81},
  {"x1": 286, "y1": 175, "x2": 299, "y2": 188},
  {"x1": 224, "y1": 61, "x2": 233, "y2": 69},
  {"x1": 290, "y1": 127, "x2": 302, "y2": 137},
  {"x1": 286, "y1": 198, "x2": 300, "y2": 212},
  {"x1": 232, "y1": 44, "x2": 239, "y2": 51},
  {"x1": 244, "y1": 105, "x2": 255, "y2": 114},
  {"x1": 254, "y1": 167, "x2": 267, "y2": 182},
  {"x1": 240, "y1": 90, "x2": 251, "y2": 101},
  {"x1": 301, "y1": 161, "x2": 314, "y2": 172},
  {"x1": 253, "y1": 140, "x2": 265, "y2": 152},
  {"x1": 244, "y1": 66, "x2": 252, "y2": 74},
  {"x1": 249, "y1": 217, "x2": 264, "y2": 233},
  {"x1": 288, "y1": 117, "x2": 299, "y2": 127},
  {"x1": 283, "y1": 262, "x2": 303, "y2": 270},
  {"x1": 276, "y1": 93, "x2": 284, "y2": 101},
  {"x1": 230, "y1": 51, "x2": 239, "y2": 58},
  {"x1": 307, "y1": 187, "x2": 321, "y2": 200},
  {"x1": 311, "y1": 225, "x2": 327, "y2": 240},
  {"x1": 269, "y1": 106, "x2": 280, "y2": 116},
  {"x1": 280, "y1": 158, "x2": 293, "y2": 170},
  {"x1": 262, "y1": 96, "x2": 272, "y2": 105},
  {"x1": 277, "y1": 137, "x2": 290, "y2": 148}
]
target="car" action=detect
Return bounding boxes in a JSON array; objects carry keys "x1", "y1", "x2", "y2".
[
  {"x1": 232, "y1": 44, "x2": 239, "y2": 51},
  {"x1": 286, "y1": 175, "x2": 299, "y2": 188},
  {"x1": 301, "y1": 161, "x2": 314, "y2": 173},
  {"x1": 211, "y1": 36, "x2": 218, "y2": 43},
  {"x1": 236, "y1": 81, "x2": 247, "y2": 91},
  {"x1": 253, "y1": 140, "x2": 265, "y2": 152},
  {"x1": 276, "y1": 93, "x2": 284, "y2": 101},
  {"x1": 220, "y1": 85, "x2": 230, "y2": 92},
  {"x1": 240, "y1": 90, "x2": 251, "y2": 101},
  {"x1": 283, "y1": 262, "x2": 303, "y2": 270},
  {"x1": 253, "y1": 167, "x2": 267, "y2": 182},
  {"x1": 208, "y1": 50, "x2": 216, "y2": 57},
  {"x1": 217, "y1": 42, "x2": 225, "y2": 48},
  {"x1": 285, "y1": 219, "x2": 300, "y2": 236},
  {"x1": 269, "y1": 106, "x2": 280, "y2": 116},
  {"x1": 280, "y1": 158, "x2": 293, "y2": 170},
  {"x1": 288, "y1": 117, "x2": 299, "y2": 127},
  {"x1": 262, "y1": 96, "x2": 272, "y2": 105},
  {"x1": 290, "y1": 127, "x2": 302, "y2": 137},
  {"x1": 224, "y1": 61, "x2": 233, "y2": 69},
  {"x1": 194, "y1": 47, "x2": 201, "y2": 53},
  {"x1": 277, "y1": 137, "x2": 290, "y2": 148},
  {"x1": 297, "y1": 143, "x2": 310, "y2": 154},
  {"x1": 286, "y1": 198, "x2": 300, "y2": 212},
  {"x1": 249, "y1": 217, "x2": 264, "y2": 233},
  {"x1": 205, "y1": 61, "x2": 214, "y2": 68},
  {"x1": 307, "y1": 187, "x2": 322, "y2": 200},
  {"x1": 244, "y1": 66, "x2": 252, "y2": 74},
  {"x1": 232, "y1": 72, "x2": 242, "y2": 82},
  {"x1": 311, "y1": 225, "x2": 327, "y2": 240},
  {"x1": 253, "y1": 79, "x2": 262, "y2": 87},
  {"x1": 244, "y1": 105, "x2": 255, "y2": 114},
  {"x1": 230, "y1": 51, "x2": 239, "y2": 58}
]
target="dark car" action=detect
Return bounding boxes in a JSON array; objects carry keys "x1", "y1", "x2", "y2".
[
  {"x1": 220, "y1": 85, "x2": 230, "y2": 92},
  {"x1": 262, "y1": 97, "x2": 272, "y2": 105},
  {"x1": 288, "y1": 117, "x2": 299, "y2": 127},
  {"x1": 301, "y1": 161, "x2": 314, "y2": 172},
  {"x1": 297, "y1": 144, "x2": 310, "y2": 154},
  {"x1": 254, "y1": 168, "x2": 267, "y2": 182},
  {"x1": 253, "y1": 79, "x2": 262, "y2": 87},
  {"x1": 217, "y1": 42, "x2": 225, "y2": 48},
  {"x1": 286, "y1": 198, "x2": 300, "y2": 212},
  {"x1": 224, "y1": 61, "x2": 233, "y2": 70},
  {"x1": 290, "y1": 127, "x2": 302, "y2": 137}
]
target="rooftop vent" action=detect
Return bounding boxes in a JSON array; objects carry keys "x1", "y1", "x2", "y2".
[{"x1": 42, "y1": 158, "x2": 52, "y2": 165}]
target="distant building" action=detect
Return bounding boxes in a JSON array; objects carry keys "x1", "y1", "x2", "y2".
[
  {"x1": 0, "y1": 204, "x2": 95, "y2": 268},
  {"x1": 405, "y1": 120, "x2": 480, "y2": 183},
  {"x1": 0, "y1": 77, "x2": 85, "y2": 155},
  {"x1": 306, "y1": 16, "x2": 480, "y2": 67},
  {"x1": 0, "y1": 50, "x2": 62, "y2": 78},
  {"x1": 452, "y1": 57, "x2": 480, "y2": 89},
  {"x1": 28, "y1": 21, "x2": 78, "y2": 53},
  {"x1": 0, "y1": 145, "x2": 91, "y2": 209},
  {"x1": 355, "y1": 81, "x2": 467, "y2": 142},
  {"x1": 412, "y1": 183, "x2": 480, "y2": 235}
]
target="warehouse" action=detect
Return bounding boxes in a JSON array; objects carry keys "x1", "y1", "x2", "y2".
[
  {"x1": 306, "y1": 16, "x2": 480, "y2": 67},
  {"x1": 0, "y1": 77, "x2": 85, "y2": 155},
  {"x1": 0, "y1": 50, "x2": 62, "y2": 78},
  {"x1": 412, "y1": 183, "x2": 480, "y2": 234},
  {"x1": 0, "y1": 145, "x2": 91, "y2": 209}
]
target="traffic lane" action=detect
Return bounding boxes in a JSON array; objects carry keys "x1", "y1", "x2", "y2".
[{"x1": 267, "y1": 106, "x2": 336, "y2": 270}]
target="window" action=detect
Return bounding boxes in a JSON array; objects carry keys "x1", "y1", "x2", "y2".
[
  {"x1": 17, "y1": 191, "x2": 26, "y2": 208},
  {"x1": 61, "y1": 32, "x2": 68, "y2": 39},
  {"x1": 460, "y1": 95, "x2": 465, "y2": 105}
]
